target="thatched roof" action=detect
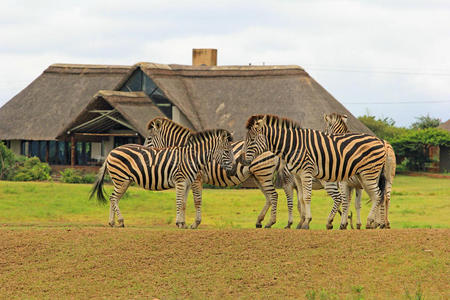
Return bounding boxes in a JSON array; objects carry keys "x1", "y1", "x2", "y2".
[
  {"x1": 57, "y1": 90, "x2": 165, "y2": 139},
  {"x1": 0, "y1": 61, "x2": 373, "y2": 142},
  {"x1": 439, "y1": 119, "x2": 450, "y2": 132},
  {"x1": 133, "y1": 63, "x2": 373, "y2": 139},
  {"x1": 0, "y1": 63, "x2": 131, "y2": 140}
]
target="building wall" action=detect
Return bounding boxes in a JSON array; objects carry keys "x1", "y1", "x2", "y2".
[
  {"x1": 10, "y1": 140, "x2": 21, "y2": 156},
  {"x1": 91, "y1": 142, "x2": 103, "y2": 161},
  {"x1": 440, "y1": 146, "x2": 450, "y2": 172},
  {"x1": 172, "y1": 106, "x2": 195, "y2": 130}
]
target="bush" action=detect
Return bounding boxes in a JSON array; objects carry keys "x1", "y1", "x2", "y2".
[
  {"x1": 60, "y1": 168, "x2": 96, "y2": 184},
  {"x1": 11, "y1": 157, "x2": 51, "y2": 181},
  {"x1": 1, "y1": 143, "x2": 51, "y2": 181},
  {"x1": 391, "y1": 128, "x2": 450, "y2": 171},
  {"x1": 0, "y1": 142, "x2": 18, "y2": 179}
]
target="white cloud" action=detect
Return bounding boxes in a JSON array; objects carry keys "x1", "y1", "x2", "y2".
[{"x1": 1, "y1": 0, "x2": 449, "y2": 126}]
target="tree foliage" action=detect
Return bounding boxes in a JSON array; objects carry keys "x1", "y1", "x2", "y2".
[
  {"x1": 411, "y1": 114, "x2": 441, "y2": 130},
  {"x1": 357, "y1": 114, "x2": 407, "y2": 142},
  {"x1": 358, "y1": 114, "x2": 450, "y2": 172},
  {"x1": 391, "y1": 128, "x2": 450, "y2": 171},
  {"x1": 0, "y1": 142, "x2": 51, "y2": 181}
]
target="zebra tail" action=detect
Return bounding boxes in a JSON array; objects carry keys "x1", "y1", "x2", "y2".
[
  {"x1": 377, "y1": 166, "x2": 386, "y2": 206},
  {"x1": 90, "y1": 160, "x2": 108, "y2": 204}
]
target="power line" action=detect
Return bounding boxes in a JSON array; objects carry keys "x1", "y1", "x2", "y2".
[
  {"x1": 307, "y1": 67, "x2": 450, "y2": 76},
  {"x1": 343, "y1": 100, "x2": 450, "y2": 104}
]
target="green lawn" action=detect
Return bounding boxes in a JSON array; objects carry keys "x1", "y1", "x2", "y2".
[{"x1": 0, "y1": 175, "x2": 449, "y2": 229}]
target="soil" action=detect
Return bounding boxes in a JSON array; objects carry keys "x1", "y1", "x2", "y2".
[{"x1": 0, "y1": 228, "x2": 448, "y2": 299}]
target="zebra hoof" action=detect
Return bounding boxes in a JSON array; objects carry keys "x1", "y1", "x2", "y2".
[
  {"x1": 326, "y1": 223, "x2": 333, "y2": 230},
  {"x1": 339, "y1": 223, "x2": 347, "y2": 230},
  {"x1": 117, "y1": 219, "x2": 125, "y2": 227},
  {"x1": 255, "y1": 224, "x2": 263, "y2": 228},
  {"x1": 108, "y1": 221, "x2": 115, "y2": 227},
  {"x1": 284, "y1": 223, "x2": 292, "y2": 229},
  {"x1": 300, "y1": 223, "x2": 310, "y2": 230},
  {"x1": 379, "y1": 224, "x2": 386, "y2": 229},
  {"x1": 264, "y1": 224, "x2": 273, "y2": 228},
  {"x1": 176, "y1": 222, "x2": 187, "y2": 229},
  {"x1": 357, "y1": 224, "x2": 362, "y2": 230}
]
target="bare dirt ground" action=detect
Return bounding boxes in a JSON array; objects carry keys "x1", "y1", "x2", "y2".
[{"x1": 0, "y1": 228, "x2": 448, "y2": 299}]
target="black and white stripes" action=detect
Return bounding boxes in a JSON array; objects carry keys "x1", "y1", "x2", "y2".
[
  {"x1": 90, "y1": 129, "x2": 234, "y2": 228},
  {"x1": 243, "y1": 114, "x2": 388, "y2": 229}
]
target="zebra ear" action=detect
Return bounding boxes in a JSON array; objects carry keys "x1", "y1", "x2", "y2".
[
  {"x1": 323, "y1": 113, "x2": 329, "y2": 123},
  {"x1": 342, "y1": 114, "x2": 348, "y2": 124},
  {"x1": 255, "y1": 115, "x2": 267, "y2": 130},
  {"x1": 153, "y1": 119, "x2": 162, "y2": 130}
]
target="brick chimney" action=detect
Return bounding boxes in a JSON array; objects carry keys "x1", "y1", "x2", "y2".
[{"x1": 192, "y1": 48, "x2": 217, "y2": 66}]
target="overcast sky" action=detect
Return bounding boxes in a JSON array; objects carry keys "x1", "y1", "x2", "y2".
[{"x1": 1, "y1": 0, "x2": 449, "y2": 127}]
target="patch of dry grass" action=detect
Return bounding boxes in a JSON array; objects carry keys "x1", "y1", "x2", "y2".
[{"x1": 0, "y1": 228, "x2": 448, "y2": 299}]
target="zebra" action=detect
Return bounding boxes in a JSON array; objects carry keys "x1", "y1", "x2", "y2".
[
  {"x1": 90, "y1": 129, "x2": 235, "y2": 229},
  {"x1": 324, "y1": 113, "x2": 396, "y2": 229},
  {"x1": 145, "y1": 117, "x2": 316, "y2": 229},
  {"x1": 242, "y1": 114, "x2": 388, "y2": 229}
]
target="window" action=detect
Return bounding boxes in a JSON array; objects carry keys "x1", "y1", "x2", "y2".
[{"x1": 114, "y1": 137, "x2": 138, "y2": 148}]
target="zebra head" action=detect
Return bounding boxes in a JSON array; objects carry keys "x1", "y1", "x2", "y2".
[
  {"x1": 242, "y1": 115, "x2": 268, "y2": 166},
  {"x1": 144, "y1": 118, "x2": 164, "y2": 148},
  {"x1": 212, "y1": 130, "x2": 235, "y2": 172},
  {"x1": 145, "y1": 117, "x2": 192, "y2": 148},
  {"x1": 324, "y1": 113, "x2": 348, "y2": 135}
]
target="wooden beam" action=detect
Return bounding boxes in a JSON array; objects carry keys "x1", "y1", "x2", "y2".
[
  {"x1": 74, "y1": 133, "x2": 138, "y2": 137},
  {"x1": 71, "y1": 135, "x2": 76, "y2": 167}
]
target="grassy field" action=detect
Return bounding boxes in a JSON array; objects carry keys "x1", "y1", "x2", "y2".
[
  {"x1": 1, "y1": 175, "x2": 449, "y2": 229},
  {"x1": 1, "y1": 175, "x2": 449, "y2": 299}
]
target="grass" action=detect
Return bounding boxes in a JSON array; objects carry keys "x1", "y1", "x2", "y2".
[
  {"x1": 0, "y1": 175, "x2": 449, "y2": 229},
  {"x1": 0, "y1": 175, "x2": 449, "y2": 298}
]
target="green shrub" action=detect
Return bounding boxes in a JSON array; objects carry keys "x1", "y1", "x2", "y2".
[
  {"x1": 60, "y1": 168, "x2": 97, "y2": 184},
  {"x1": 0, "y1": 142, "x2": 18, "y2": 180},
  {"x1": 1, "y1": 143, "x2": 51, "y2": 181},
  {"x1": 11, "y1": 157, "x2": 51, "y2": 181},
  {"x1": 391, "y1": 128, "x2": 450, "y2": 171}
]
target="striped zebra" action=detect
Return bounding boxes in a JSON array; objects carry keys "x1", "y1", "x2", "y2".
[
  {"x1": 145, "y1": 117, "x2": 310, "y2": 229},
  {"x1": 90, "y1": 129, "x2": 235, "y2": 228},
  {"x1": 242, "y1": 114, "x2": 388, "y2": 229},
  {"x1": 324, "y1": 113, "x2": 396, "y2": 229}
]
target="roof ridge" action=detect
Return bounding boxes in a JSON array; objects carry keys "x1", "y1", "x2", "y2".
[{"x1": 95, "y1": 90, "x2": 147, "y2": 98}]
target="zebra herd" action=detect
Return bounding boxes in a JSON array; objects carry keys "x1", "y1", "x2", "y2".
[{"x1": 91, "y1": 113, "x2": 395, "y2": 230}]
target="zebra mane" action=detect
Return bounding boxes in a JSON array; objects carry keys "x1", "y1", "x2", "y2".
[
  {"x1": 146, "y1": 117, "x2": 193, "y2": 133},
  {"x1": 187, "y1": 129, "x2": 233, "y2": 145},
  {"x1": 246, "y1": 114, "x2": 302, "y2": 130}
]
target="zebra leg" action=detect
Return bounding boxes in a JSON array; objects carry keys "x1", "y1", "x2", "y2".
[
  {"x1": 384, "y1": 179, "x2": 393, "y2": 229},
  {"x1": 175, "y1": 181, "x2": 189, "y2": 229},
  {"x1": 355, "y1": 188, "x2": 363, "y2": 229},
  {"x1": 338, "y1": 181, "x2": 351, "y2": 230},
  {"x1": 109, "y1": 179, "x2": 131, "y2": 227},
  {"x1": 299, "y1": 173, "x2": 313, "y2": 229},
  {"x1": 280, "y1": 169, "x2": 295, "y2": 229},
  {"x1": 252, "y1": 173, "x2": 278, "y2": 228},
  {"x1": 190, "y1": 175, "x2": 203, "y2": 229},
  {"x1": 325, "y1": 182, "x2": 342, "y2": 230},
  {"x1": 359, "y1": 177, "x2": 384, "y2": 229}
]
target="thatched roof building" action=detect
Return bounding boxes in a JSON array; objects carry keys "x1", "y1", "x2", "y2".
[
  {"x1": 58, "y1": 90, "x2": 165, "y2": 141},
  {"x1": 121, "y1": 62, "x2": 373, "y2": 139},
  {"x1": 0, "y1": 64, "x2": 131, "y2": 140},
  {"x1": 0, "y1": 49, "x2": 372, "y2": 166}
]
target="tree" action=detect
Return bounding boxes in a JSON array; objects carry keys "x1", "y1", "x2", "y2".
[
  {"x1": 357, "y1": 114, "x2": 407, "y2": 141},
  {"x1": 391, "y1": 127, "x2": 450, "y2": 171},
  {"x1": 411, "y1": 114, "x2": 441, "y2": 130}
]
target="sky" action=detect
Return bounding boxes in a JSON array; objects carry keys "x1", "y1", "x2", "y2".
[{"x1": 1, "y1": 0, "x2": 449, "y2": 127}]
